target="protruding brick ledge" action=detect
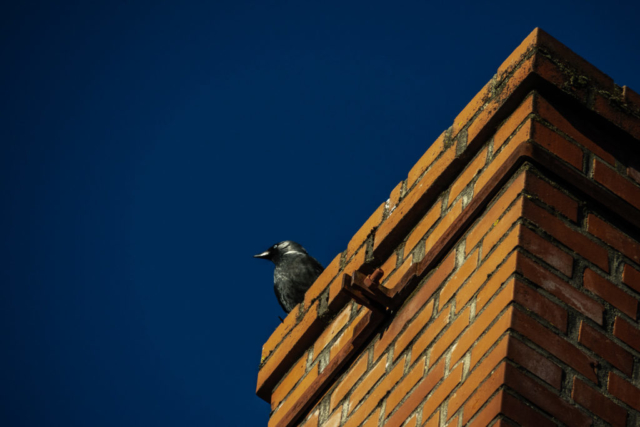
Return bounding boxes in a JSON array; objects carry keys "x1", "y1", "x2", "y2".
[{"x1": 257, "y1": 28, "x2": 640, "y2": 427}]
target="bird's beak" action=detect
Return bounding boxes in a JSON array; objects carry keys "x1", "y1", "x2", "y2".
[{"x1": 254, "y1": 250, "x2": 271, "y2": 259}]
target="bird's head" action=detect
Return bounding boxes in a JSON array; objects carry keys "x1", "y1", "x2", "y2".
[{"x1": 254, "y1": 241, "x2": 307, "y2": 263}]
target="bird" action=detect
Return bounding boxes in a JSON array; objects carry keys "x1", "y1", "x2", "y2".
[{"x1": 254, "y1": 241, "x2": 324, "y2": 313}]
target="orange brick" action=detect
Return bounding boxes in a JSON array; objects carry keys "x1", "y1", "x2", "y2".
[
  {"x1": 461, "y1": 361, "x2": 508, "y2": 424},
  {"x1": 424, "y1": 199, "x2": 463, "y2": 258},
  {"x1": 608, "y1": 372, "x2": 640, "y2": 412},
  {"x1": 422, "y1": 410, "x2": 439, "y2": 427},
  {"x1": 393, "y1": 300, "x2": 434, "y2": 362},
  {"x1": 417, "y1": 364, "x2": 462, "y2": 426},
  {"x1": 475, "y1": 252, "x2": 519, "y2": 313},
  {"x1": 262, "y1": 305, "x2": 300, "y2": 362},
  {"x1": 388, "y1": 180, "x2": 404, "y2": 214},
  {"x1": 526, "y1": 201, "x2": 609, "y2": 272},
  {"x1": 304, "y1": 252, "x2": 342, "y2": 309},
  {"x1": 516, "y1": 252, "x2": 604, "y2": 324},
  {"x1": 314, "y1": 305, "x2": 352, "y2": 359},
  {"x1": 613, "y1": 316, "x2": 640, "y2": 353},
  {"x1": 469, "y1": 308, "x2": 514, "y2": 368},
  {"x1": 464, "y1": 389, "x2": 505, "y2": 427},
  {"x1": 407, "y1": 131, "x2": 446, "y2": 190},
  {"x1": 439, "y1": 249, "x2": 479, "y2": 309},
  {"x1": 524, "y1": 172, "x2": 579, "y2": 222},
  {"x1": 535, "y1": 95, "x2": 616, "y2": 165},
  {"x1": 448, "y1": 147, "x2": 487, "y2": 207},
  {"x1": 572, "y1": 377, "x2": 627, "y2": 427},
  {"x1": 268, "y1": 363, "x2": 319, "y2": 427},
  {"x1": 300, "y1": 409, "x2": 319, "y2": 427},
  {"x1": 466, "y1": 171, "x2": 527, "y2": 255},
  {"x1": 361, "y1": 408, "x2": 381, "y2": 427},
  {"x1": 622, "y1": 264, "x2": 640, "y2": 293},
  {"x1": 271, "y1": 354, "x2": 307, "y2": 410},
  {"x1": 330, "y1": 352, "x2": 369, "y2": 412},
  {"x1": 430, "y1": 306, "x2": 470, "y2": 365},
  {"x1": 481, "y1": 197, "x2": 524, "y2": 259},
  {"x1": 405, "y1": 201, "x2": 442, "y2": 256},
  {"x1": 324, "y1": 407, "x2": 342, "y2": 427},
  {"x1": 375, "y1": 146, "x2": 457, "y2": 257},
  {"x1": 329, "y1": 250, "x2": 365, "y2": 312},
  {"x1": 257, "y1": 300, "x2": 323, "y2": 400},
  {"x1": 578, "y1": 321, "x2": 634, "y2": 376},
  {"x1": 587, "y1": 214, "x2": 639, "y2": 266},
  {"x1": 348, "y1": 354, "x2": 388, "y2": 414},
  {"x1": 346, "y1": 202, "x2": 385, "y2": 261},
  {"x1": 453, "y1": 80, "x2": 493, "y2": 138},
  {"x1": 494, "y1": 94, "x2": 535, "y2": 153},
  {"x1": 344, "y1": 356, "x2": 406, "y2": 427},
  {"x1": 330, "y1": 308, "x2": 369, "y2": 361},
  {"x1": 379, "y1": 252, "x2": 397, "y2": 284},
  {"x1": 382, "y1": 254, "x2": 414, "y2": 292},
  {"x1": 455, "y1": 225, "x2": 521, "y2": 311},
  {"x1": 496, "y1": 28, "x2": 540, "y2": 80},
  {"x1": 386, "y1": 356, "x2": 426, "y2": 414},
  {"x1": 411, "y1": 305, "x2": 451, "y2": 361},
  {"x1": 584, "y1": 268, "x2": 638, "y2": 319},
  {"x1": 384, "y1": 360, "x2": 448, "y2": 427},
  {"x1": 474, "y1": 119, "x2": 532, "y2": 196}
]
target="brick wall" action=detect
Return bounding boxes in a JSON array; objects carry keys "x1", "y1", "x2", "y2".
[{"x1": 257, "y1": 28, "x2": 640, "y2": 427}]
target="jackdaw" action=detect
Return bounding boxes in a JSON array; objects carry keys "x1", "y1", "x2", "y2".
[{"x1": 254, "y1": 241, "x2": 324, "y2": 313}]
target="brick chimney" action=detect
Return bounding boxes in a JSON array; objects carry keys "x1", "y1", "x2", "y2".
[{"x1": 256, "y1": 28, "x2": 640, "y2": 427}]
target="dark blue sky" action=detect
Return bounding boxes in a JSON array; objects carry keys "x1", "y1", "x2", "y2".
[{"x1": 2, "y1": 1, "x2": 640, "y2": 426}]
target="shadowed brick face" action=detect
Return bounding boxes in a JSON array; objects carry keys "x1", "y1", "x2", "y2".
[{"x1": 258, "y1": 28, "x2": 640, "y2": 427}]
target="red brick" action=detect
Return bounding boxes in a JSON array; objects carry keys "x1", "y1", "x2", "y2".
[
  {"x1": 532, "y1": 121, "x2": 584, "y2": 169},
  {"x1": 473, "y1": 390, "x2": 556, "y2": 427},
  {"x1": 512, "y1": 277, "x2": 568, "y2": 333},
  {"x1": 525, "y1": 201, "x2": 609, "y2": 271},
  {"x1": 386, "y1": 356, "x2": 426, "y2": 414},
  {"x1": 514, "y1": 310, "x2": 598, "y2": 382},
  {"x1": 594, "y1": 92, "x2": 640, "y2": 142},
  {"x1": 346, "y1": 202, "x2": 385, "y2": 261},
  {"x1": 430, "y1": 306, "x2": 470, "y2": 365},
  {"x1": 439, "y1": 249, "x2": 479, "y2": 309},
  {"x1": 393, "y1": 300, "x2": 434, "y2": 362},
  {"x1": 474, "y1": 120, "x2": 532, "y2": 196},
  {"x1": 411, "y1": 305, "x2": 451, "y2": 361},
  {"x1": 508, "y1": 335, "x2": 563, "y2": 390},
  {"x1": 535, "y1": 95, "x2": 616, "y2": 165},
  {"x1": 407, "y1": 131, "x2": 446, "y2": 191},
  {"x1": 304, "y1": 253, "x2": 342, "y2": 309},
  {"x1": 505, "y1": 363, "x2": 593, "y2": 427},
  {"x1": 524, "y1": 172, "x2": 579, "y2": 222},
  {"x1": 466, "y1": 171, "x2": 527, "y2": 255},
  {"x1": 516, "y1": 253, "x2": 603, "y2": 324},
  {"x1": 622, "y1": 264, "x2": 640, "y2": 294},
  {"x1": 262, "y1": 305, "x2": 300, "y2": 363},
  {"x1": 584, "y1": 268, "x2": 638, "y2": 319},
  {"x1": 330, "y1": 352, "x2": 368, "y2": 412},
  {"x1": 344, "y1": 356, "x2": 406, "y2": 427},
  {"x1": 448, "y1": 147, "x2": 487, "y2": 207},
  {"x1": 578, "y1": 321, "x2": 634, "y2": 376},
  {"x1": 623, "y1": 85, "x2": 640, "y2": 108},
  {"x1": 519, "y1": 226, "x2": 573, "y2": 277},
  {"x1": 405, "y1": 201, "x2": 442, "y2": 257},
  {"x1": 348, "y1": 354, "x2": 388, "y2": 414},
  {"x1": 589, "y1": 214, "x2": 640, "y2": 266},
  {"x1": 628, "y1": 166, "x2": 640, "y2": 185},
  {"x1": 572, "y1": 377, "x2": 627, "y2": 427},
  {"x1": 374, "y1": 253, "x2": 451, "y2": 361},
  {"x1": 608, "y1": 372, "x2": 640, "y2": 412},
  {"x1": 613, "y1": 316, "x2": 640, "y2": 353},
  {"x1": 594, "y1": 158, "x2": 640, "y2": 212},
  {"x1": 387, "y1": 362, "x2": 458, "y2": 427}
]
